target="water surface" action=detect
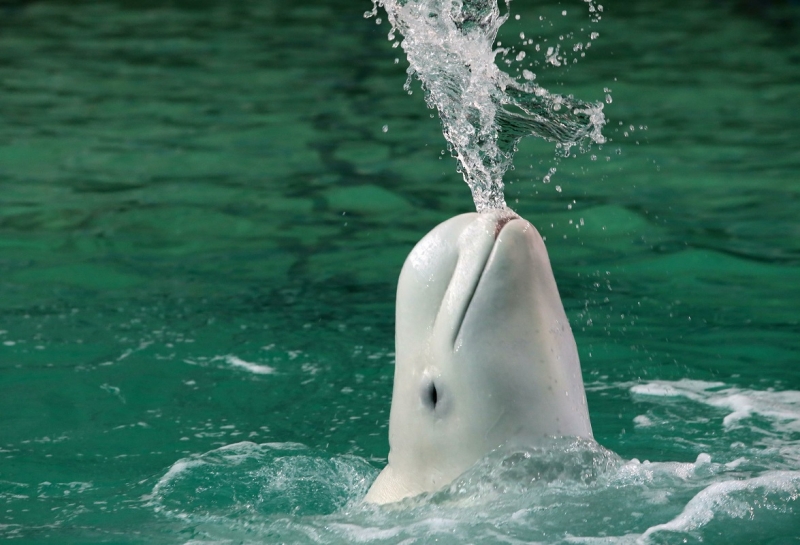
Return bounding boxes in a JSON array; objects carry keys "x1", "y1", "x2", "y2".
[{"x1": 1, "y1": 0, "x2": 799, "y2": 543}]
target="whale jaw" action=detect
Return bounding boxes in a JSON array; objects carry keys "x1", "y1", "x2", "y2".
[{"x1": 364, "y1": 211, "x2": 592, "y2": 504}]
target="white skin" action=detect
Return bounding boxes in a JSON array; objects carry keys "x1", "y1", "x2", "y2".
[{"x1": 364, "y1": 210, "x2": 593, "y2": 504}]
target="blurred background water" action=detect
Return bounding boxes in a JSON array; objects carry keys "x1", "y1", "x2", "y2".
[{"x1": 0, "y1": 0, "x2": 799, "y2": 543}]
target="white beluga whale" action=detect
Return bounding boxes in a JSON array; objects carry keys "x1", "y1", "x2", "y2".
[{"x1": 364, "y1": 210, "x2": 593, "y2": 504}]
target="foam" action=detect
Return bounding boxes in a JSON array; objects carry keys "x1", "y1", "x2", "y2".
[
  {"x1": 641, "y1": 471, "x2": 800, "y2": 541},
  {"x1": 612, "y1": 456, "x2": 715, "y2": 487},
  {"x1": 630, "y1": 379, "x2": 800, "y2": 434},
  {"x1": 630, "y1": 380, "x2": 725, "y2": 400},
  {"x1": 185, "y1": 354, "x2": 279, "y2": 374},
  {"x1": 150, "y1": 442, "x2": 378, "y2": 525},
  {"x1": 222, "y1": 355, "x2": 276, "y2": 375},
  {"x1": 141, "y1": 383, "x2": 800, "y2": 544},
  {"x1": 327, "y1": 523, "x2": 403, "y2": 542},
  {"x1": 632, "y1": 415, "x2": 652, "y2": 427},
  {"x1": 146, "y1": 458, "x2": 206, "y2": 509}
]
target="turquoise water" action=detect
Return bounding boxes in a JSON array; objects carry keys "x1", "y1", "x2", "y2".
[{"x1": 1, "y1": 0, "x2": 799, "y2": 543}]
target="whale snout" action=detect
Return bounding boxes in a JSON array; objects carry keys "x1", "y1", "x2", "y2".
[
  {"x1": 482, "y1": 208, "x2": 520, "y2": 240},
  {"x1": 367, "y1": 211, "x2": 593, "y2": 504},
  {"x1": 396, "y1": 210, "x2": 542, "y2": 357}
]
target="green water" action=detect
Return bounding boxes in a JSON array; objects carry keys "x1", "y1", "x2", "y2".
[{"x1": 1, "y1": 0, "x2": 799, "y2": 543}]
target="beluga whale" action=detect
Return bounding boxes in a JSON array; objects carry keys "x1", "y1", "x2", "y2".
[{"x1": 364, "y1": 210, "x2": 593, "y2": 504}]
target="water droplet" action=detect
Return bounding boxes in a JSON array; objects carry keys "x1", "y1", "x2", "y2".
[{"x1": 374, "y1": 0, "x2": 606, "y2": 211}]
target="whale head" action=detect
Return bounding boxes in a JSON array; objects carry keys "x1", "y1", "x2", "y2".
[{"x1": 364, "y1": 210, "x2": 593, "y2": 504}]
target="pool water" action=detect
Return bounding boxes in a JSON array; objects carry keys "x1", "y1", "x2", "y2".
[{"x1": 1, "y1": 0, "x2": 799, "y2": 543}]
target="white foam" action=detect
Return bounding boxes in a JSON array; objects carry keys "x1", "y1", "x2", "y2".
[
  {"x1": 328, "y1": 523, "x2": 403, "y2": 542},
  {"x1": 223, "y1": 355, "x2": 276, "y2": 375},
  {"x1": 640, "y1": 471, "x2": 800, "y2": 542},
  {"x1": 565, "y1": 536, "x2": 641, "y2": 544},
  {"x1": 630, "y1": 380, "x2": 725, "y2": 400},
  {"x1": 725, "y1": 457, "x2": 748, "y2": 469},
  {"x1": 694, "y1": 453, "x2": 712, "y2": 466},
  {"x1": 614, "y1": 457, "x2": 711, "y2": 486},
  {"x1": 147, "y1": 458, "x2": 206, "y2": 507},
  {"x1": 630, "y1": 380, "x2": 800, "y2": 434},
  {"x1": 632, "y1": 415, "x2": 652, "y2": 427}
]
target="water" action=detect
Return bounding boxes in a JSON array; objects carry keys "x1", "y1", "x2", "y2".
[
  {"x1": 1, "y1": 0, "x2": 799, "y2": 543},
  {"x1": 366, "y1": 0, "x2": 606, "y2": 210}
]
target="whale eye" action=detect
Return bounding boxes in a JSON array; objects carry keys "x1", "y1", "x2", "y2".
[{"x1": 423, "y1": 382, "x2": 439, "y2": 410}]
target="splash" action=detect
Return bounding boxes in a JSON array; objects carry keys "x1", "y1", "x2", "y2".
[
  {"x1": 145, "y1": 406, "x2": 800, "y2": 544},
  {"x1": 367, "y1": 0, "x2": 607, "y2": 212}
]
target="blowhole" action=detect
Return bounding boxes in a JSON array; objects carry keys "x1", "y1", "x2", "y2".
[
  {"x1": 493, "y1": 212, "x2": 519, "y2": 239},
  {"x1": 423, "y1": 382, "x2": 439, "y2": 410}
]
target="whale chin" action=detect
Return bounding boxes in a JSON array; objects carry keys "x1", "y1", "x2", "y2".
[{"x1": 364, "y1": 210, "x2": 592, "y2": 505}]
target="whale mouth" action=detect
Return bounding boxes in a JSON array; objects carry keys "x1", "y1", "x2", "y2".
[
  {"x1": 493, "y1": 213, "x2": 517, "y2": 239},
  {"x1": 452, "y1": 212, "x2": 519, "y2": 347}
]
